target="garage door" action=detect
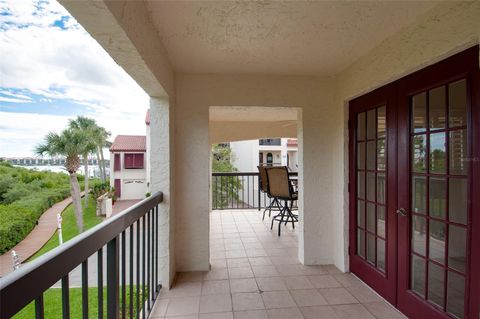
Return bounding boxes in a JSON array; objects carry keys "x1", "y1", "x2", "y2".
[{"x1": 122, "y1": 179, "x2": 146, "y2": 200}]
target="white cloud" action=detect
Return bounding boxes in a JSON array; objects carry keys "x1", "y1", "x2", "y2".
[
  {"x1": 0, "y1": 111, "x2": 147, "y2": 158},
  {"x1": 0, "y1": 0, "x2": 150, "y2": 157},
  {"x1": 0, "y1": 90, "x2": 32, "y2": 100},
  {"x1": 0, "y1": 96, "x2": 31, "y2": 103}
]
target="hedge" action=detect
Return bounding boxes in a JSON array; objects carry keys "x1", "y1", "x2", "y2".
[
  {"x1": 0, "y1": 188, "x2": 71, "y2": 254},
  {"x1": 0, "y1": 162, "x2": 74, "y2": 254}
]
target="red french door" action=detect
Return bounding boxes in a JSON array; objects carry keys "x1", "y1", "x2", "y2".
[
  {"x1": 349, "y1": 84, "x2": 398, "y2": 303},
  {"x1": 349, "y1": 46, "x2": 480, "y2": 319}
]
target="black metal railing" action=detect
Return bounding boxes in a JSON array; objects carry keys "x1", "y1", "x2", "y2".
[
  {"x1": 212, "y1": 172, "x2": 297, "y2": 210},
  {"x1": 0, "y1": 192, "x2": 163, "y2": 319},
  {"x1": 259, "y1": 138, "x2": 281, "y2": 146}
]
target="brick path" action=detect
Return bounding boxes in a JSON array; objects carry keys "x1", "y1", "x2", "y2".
[{"x1": 0, "y1": 193, "x2": 84, "y2": 277}]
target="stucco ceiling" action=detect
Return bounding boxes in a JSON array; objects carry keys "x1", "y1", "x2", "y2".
[
  {"x1": 145, "y1": 1, "x2": 438, "y2": 76},
  {"x1": 209, "y1": 106, "x2": 298, "y2": 122}
]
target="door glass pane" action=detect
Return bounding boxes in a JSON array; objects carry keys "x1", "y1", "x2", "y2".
[
  {"x1": 428, "y1": 262, "x2": 445, "y2": 308},
  {"x1": 367, "y1": 109, "x2": 376, "y2": 140},
  {"x1": 357, "y1": 172, "x2": 365, "y2": 199},
  {"x1": 429, "y1": 220, "x2": 446, "y2": 264},
  {"x1": 367, "y1": 172, "x2": 375, "y2": 201},
  {"x1": 357, "y1": 142, "x2": 365, "y2": 169},
  {"x1": 377, "y1": 173, "x2": 386, "y2": 204},
  {"x1": 449, "y1": 79, "x2": 467, "y2": 128},
  {"x1": 412, "y1": 176, "x2": 426, "y2": 214},
  {"x1": 357, "y1": 230, "x2": 365, "y2": 258},
  {"x1": 377, "y1": 106, "x2": 386, "y2": 138},
  {"x1": 449, "y1": 178, "x2": 467, "y2": 225},
  {"x1": 448, "y1": 225, "x2": 466, "y2": 273},
  {"x1": 429, "y1": 86, "x2": 446, "y2": 130},
  {"x1": 411, "y1": 255, "x2": 426, "y2": 297},
  {"x1": 412, "y1": 92, "x2": 427, "y2": 133},
  {"x1": 430, "y1": 132, "x2": 446, "y2": 173},
  {"x1": 450, "y1": 129, "x2": 467, "y2": 175},
  {"x1": 430, "y1": 177, "x2": 446, "y2": 219},
  {"x1": 357, "y1": 200, "x2": 365, "y2": 228},
  {"x1": 412, "y1": 135, "x2": 427, "y2": 173},
  {"x1": 367, "y1": 234, "x2": 375, "y2": 264},
  {"x1": 377, "y1": 238, "x2": 385, "y2": 272},
  {"x1": 367, "y1": 203, "x2": 375, "y2": 233},
  {"x1": 447, "y1": 271, "x2": 465, "y2": 319},
  {"x1": 412, "y1": 216, "x2": 427, "y2": 256},
  {"x1": 377, "y1": 138, "x2": 386, "y2": 170},
  {"x1": 377, "y1": 206, "x2": 385, "y2": 238},
  {"x1": 367, "y1": 141, "x2": 376, "y2": 170},
  {"x1": 357, "y1": 112, "x2": 366, "y2": 141}
]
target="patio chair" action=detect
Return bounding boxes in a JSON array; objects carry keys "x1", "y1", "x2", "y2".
[
  {"x1": 265, "y1": 166, "x2": 298, "y2": 236},
  {"x1": 258, "y1": 165, "x2": 283, "y2": 220}
]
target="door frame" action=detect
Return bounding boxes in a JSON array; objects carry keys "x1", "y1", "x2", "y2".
[
  {"x1": 348, "y1": 83, "x2": 398, "y2": 304},
  {"x1": 397, "y1": 46, "x2": 480, "y2": 319},
  {"x1": 348, "y1": 45, "x2": 480, "y2": 319}
]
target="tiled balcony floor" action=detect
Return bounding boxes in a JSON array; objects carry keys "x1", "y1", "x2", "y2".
[{"x1": 151, "y1": 210, "x2": 406, "y2": 319}]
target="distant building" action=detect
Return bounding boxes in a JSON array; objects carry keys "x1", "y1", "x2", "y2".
[
  {"x1": 110, "y1": 135, "x2": 148, "y2": 200},
  {"x1": 230, "y1": 138, "x2": 298, "y2": 172}
]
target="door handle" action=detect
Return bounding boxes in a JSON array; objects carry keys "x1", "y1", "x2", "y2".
[{"x1": 396, "y1": 208, "x2": 407, "y2": 217}]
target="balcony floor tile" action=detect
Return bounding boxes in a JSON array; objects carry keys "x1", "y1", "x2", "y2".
[{"x1": 155, "y1": 210, "x2": 406, "y2": 319}]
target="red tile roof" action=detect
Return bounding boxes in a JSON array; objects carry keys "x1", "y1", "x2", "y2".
[
  {"x1": 287, "y1": 138, "x2": 298, "y2": 146},
  {"x1": 110, "y1": 135, "x2": 146, "y2": 152},
  {"x1": 145, "y1": 109, "x2": 150, "y2": 125}
]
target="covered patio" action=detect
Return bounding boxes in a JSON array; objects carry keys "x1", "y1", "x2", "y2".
[{"x1": 1, "y1": 1, "x2": 479, "y2": 318}]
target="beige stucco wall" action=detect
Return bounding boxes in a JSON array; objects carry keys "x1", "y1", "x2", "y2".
[
  {"x1": 168, "y1": 0, "x2": 480, "y2": 273},
  {"x1": 150, "y1": 97, "x2": 176, "y2": 288},
  {"x1": 175, "y1": 74, "x2": 338, "y2": 270},
  {"x1": 210, "y1": 121, "x2": 297, "y2": 144}
]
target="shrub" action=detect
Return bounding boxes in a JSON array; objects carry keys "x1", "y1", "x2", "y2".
[
  {"x1": 91, "y1": 181, "x2": 110, "y2": 199},
  {"x1": 0, "y1": 163, "x2": 72, "y2": 253},
  {"x1": 0, "y1": 204, "x2": 36, "y2": 254}
]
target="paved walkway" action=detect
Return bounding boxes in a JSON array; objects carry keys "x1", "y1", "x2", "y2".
[
  {"x1": 0, "y1": 193, "x2": 84, "y2": 277},
  {"x1": 112, "y1": 199, "x2": 141, "y2": 215}
]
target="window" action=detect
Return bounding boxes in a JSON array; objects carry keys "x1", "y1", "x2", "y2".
[
  {"x1": 266, "y1": 152, "x2": 273, "y2": 164},
  {"x1": 114, "y1": 154, "x2": 121, "y2": 172},
  {"x1": 124, "y1": 153, "x2": 144, "y2": 169}
]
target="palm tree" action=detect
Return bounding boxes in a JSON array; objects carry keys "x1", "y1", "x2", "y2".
[
  {"x1": 69, "y1": 117, "x2": 98, "y2": 208},
  {"x1": 36, "y1": 128, "x2": 92, "y2": 232},
  {"x1": 93, "y1": 126, "x2": 111, "y2": 183}
]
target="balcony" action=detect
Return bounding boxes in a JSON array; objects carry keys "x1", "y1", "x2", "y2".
[
  {"x1": 0, "y1": 173, "x2": 403, "y2": 319},
  {"x1": 259, "y1": 139, "x2": 281, "y2": 146},
  {"x1": 0, "y1": 193, "x2": 163, "y2": 319}
]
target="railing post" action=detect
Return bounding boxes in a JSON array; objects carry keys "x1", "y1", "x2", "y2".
[
  {"x1": 257, "y1": 174, "x2": 261, "y2": 211},
  {"x1": 107, "y1": 237, "x2": 119, "y2": 319},
  {"x1": 35, "y1": 294, "x2": 44, "y2": 319}
]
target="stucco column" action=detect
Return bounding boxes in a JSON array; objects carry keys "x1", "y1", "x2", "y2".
[
  {"x1": 298, "y1": 107, "x2": 335, "y2": 265},
  {"x1": 150, "y1": 96, "x2": 175, "y2": 288},
  {"x1": 280, "y1": 138, "x2": 288, "y2": 166},
  {"x1": 174, "y1": 100, "x2": 210, "y2": 272}
]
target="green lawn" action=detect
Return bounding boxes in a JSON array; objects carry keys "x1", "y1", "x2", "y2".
[
  {"x1": 13, "y1": 286, "x2": 145, "y2": 319},
  {"x1": 15, "y1": 199, "x2": 150, "y2": 318},
  {"x1": 29, "y1": 197, "x2": 103, "y2": 260}
]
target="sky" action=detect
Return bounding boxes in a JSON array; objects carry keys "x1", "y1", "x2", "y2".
[{"x1": 0, "y1": 0, "x2": 150, "y2": 158}]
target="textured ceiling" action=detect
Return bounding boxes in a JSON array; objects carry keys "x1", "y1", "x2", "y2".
[
  {"x1": 145, "y1": 1, "x2": 438, "y2": 76},
  {"x1": 210, "y1": 106, "x2": 298, "y2": 122}
]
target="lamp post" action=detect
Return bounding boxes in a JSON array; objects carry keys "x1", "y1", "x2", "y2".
[
  {"x1": 57, "y1": 213, "x2": 63, "y2": 245},
  {"x1": 11, "y1": 250, "x2": 20, "y2": 270}
]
